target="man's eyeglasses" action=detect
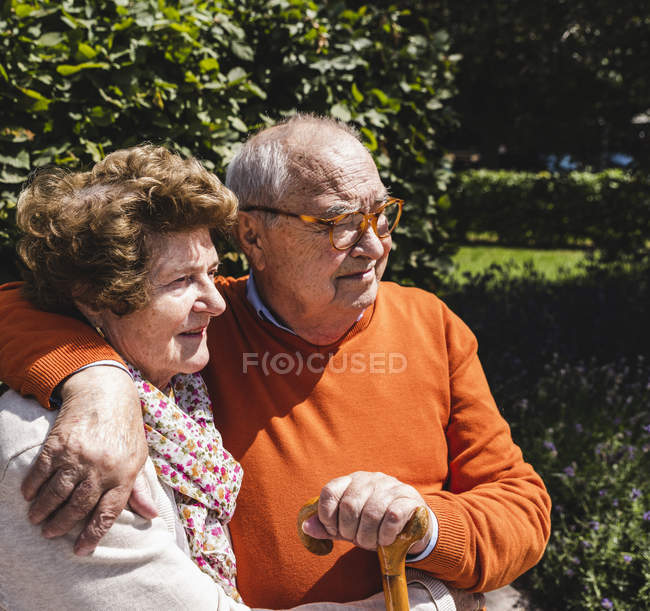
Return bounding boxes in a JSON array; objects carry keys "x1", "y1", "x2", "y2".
[{"x1": 244, "y1": 198, "x2": 403, "y2": 251}]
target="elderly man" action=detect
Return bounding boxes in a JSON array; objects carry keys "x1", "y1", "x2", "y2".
[{"x1": 0, "y1": 115, "x2": 550, "y2": 607}]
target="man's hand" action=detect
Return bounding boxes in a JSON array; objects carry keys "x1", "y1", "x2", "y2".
[
  {"x1": 301, "y1": 471, "x2": 433, "y2": 554},
  {"x1": 20, "y1": 366, "x2": 155, "y2": 555}
]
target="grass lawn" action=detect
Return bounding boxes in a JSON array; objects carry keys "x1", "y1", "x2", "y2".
[{"x1": 450, "y1": 245, "x2": 589, "y2": 282}]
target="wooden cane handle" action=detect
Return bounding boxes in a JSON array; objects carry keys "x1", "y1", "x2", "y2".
[
  {"x1": 377, "y1": 506, "x2": 430, "y2": 611},
  {"x1": 378, "y1": 505, "x2": 430, "y2": 575},
  {"x1": 297, "y1": 496, "x2": 334, "y2": 556}
]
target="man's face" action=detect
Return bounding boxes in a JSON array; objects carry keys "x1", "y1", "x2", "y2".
[{"x1": 256, "y1": 136, "x2": 392, "y2": 329}]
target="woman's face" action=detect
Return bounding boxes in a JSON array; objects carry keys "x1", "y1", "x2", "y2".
[{"x1": 97, "y1": 228, "x2": 225, "y2": 388}]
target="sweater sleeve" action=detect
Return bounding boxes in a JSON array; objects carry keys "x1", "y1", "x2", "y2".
[
  {"x1": 0, "y1": 282, "x2": 122, "y2": 407},
  {"x1": 409, "y1": 303, "x2": 551, "y2": 592}
]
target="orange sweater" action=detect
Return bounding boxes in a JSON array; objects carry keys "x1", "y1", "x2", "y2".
[{"x1": 0, "y1": 279, "x2": 550, "y2": 606}]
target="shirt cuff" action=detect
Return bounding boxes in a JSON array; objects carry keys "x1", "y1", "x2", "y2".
[
  {"x1": 406, "y1": 506, "x2": 439, "y2": 563},
  {"x1": 49, "y1": 361, "x2": 133, "y2": 408}
]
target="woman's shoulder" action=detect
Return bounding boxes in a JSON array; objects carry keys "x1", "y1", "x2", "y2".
[{"x1": 0, "y1": 390, "x2": 54, "y2": 479}]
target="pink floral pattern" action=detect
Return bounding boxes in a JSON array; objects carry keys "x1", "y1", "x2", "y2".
[{"x1": 129, "y1": 365, "x2": 243, "y2": 601}]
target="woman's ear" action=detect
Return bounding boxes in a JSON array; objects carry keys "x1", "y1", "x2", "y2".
[
  {"x1": 236, "y1": 211, "x2": 267, "y2": 271},
  {"x1": 74, "y1": 300, "x2": 105, "y2": 330}
]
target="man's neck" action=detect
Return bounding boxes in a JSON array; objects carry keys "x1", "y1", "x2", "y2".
[{"x1": 246, "y1": 272, "x2": 363, "y2": 345}]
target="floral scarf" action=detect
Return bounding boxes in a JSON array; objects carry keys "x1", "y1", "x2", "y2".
[{"x1": 128, "y1": 365, "x2": 244, "y2": 601}]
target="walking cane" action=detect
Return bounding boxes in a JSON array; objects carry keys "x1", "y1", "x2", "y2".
[{"x1": 297, "y1": 498, "x2": 430, "y2": 611}]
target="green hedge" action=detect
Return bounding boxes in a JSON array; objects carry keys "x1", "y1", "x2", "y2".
[
  {"x1": 446, "y1": 169, "x2": 650, "y2": 258},
  {"x1": 440, "y1": 258, "x2": 650, "y2": 608},
  {"x1": 0, "y1": 0, "x2": 459, "y2": 289}
]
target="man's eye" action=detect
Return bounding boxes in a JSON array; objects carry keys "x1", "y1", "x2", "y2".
[{"x1": 173, "y1": 276, "x2": 189, "y2": 284}]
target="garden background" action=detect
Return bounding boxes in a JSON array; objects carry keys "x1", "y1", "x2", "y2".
[{"x1": 0, "y1": 1, "x2": 649, "y2": 608}]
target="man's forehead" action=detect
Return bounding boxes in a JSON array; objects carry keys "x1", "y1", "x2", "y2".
[{"x1": 288, "y1": 139, "x2": 384, "y2": 204}]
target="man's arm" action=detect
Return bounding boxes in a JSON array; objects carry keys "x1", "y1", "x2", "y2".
[
  {"x1": 302, "y1": 304, "x2": 550, "y2": 593},
  {"x1": 0, "y1": 282, "x2": 120, "y2": 405},
  {"x1": 0, "y1": 282, "x2": 153, "y2": 553},
  {"x1": 409, "y1": 305, "x2": 551, "y2": 591}
]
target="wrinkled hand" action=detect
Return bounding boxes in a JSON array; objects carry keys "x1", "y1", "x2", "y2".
[
  {"x1": 301, "y1": 471, "x2": 432, "y2": 554},
  {"x1": 20, "y1": 366, "x2": 155, "y2": 555}
]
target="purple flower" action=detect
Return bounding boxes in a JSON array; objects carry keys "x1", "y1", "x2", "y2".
[
  {"x1": 563, "y1": 465, "x2": 576, "y2": 477},
  {"x1": 564, "y1": 568, "x2": 575, "y2": 577},
  {"x1": 544, "y1": 441, "x2": 557, "y2": 452},
  {"x1": 581, "y1": 541, "x2": 593, "y2": 549},
  {"x1": 575, "y1": 423, "x2": 583, "y2": 433},
  {"x1": 571, "y1": 556, "x2": 581, "y2": 565},
  {"x1": 643, "y1": 424, "x2": 650, "y2": 434},
  {"x1": 631, "y1": 488, "x2": 642, "y2": 500},
  {"x1": 643, "y1": 511, "x2": 650, "y2": 521},
  {"x1": 613, "y1": 498, "x2": 619, "y2": 507},
  {"x1": 601, "y1": 598, "x2": 613, "y2": 609},
  {"x1": 598, "y1": 489, "x2": 607, "y2": 497},
  {"x1": 590, "y1": 520, "x2": 600, "y2": 531},
  {"x1": 623, "y1": 554, "x2": 632, "y2": 563}
]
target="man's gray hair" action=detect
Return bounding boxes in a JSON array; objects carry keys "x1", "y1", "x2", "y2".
[
  {"x1": 225, "y1": 114, "x2": 361, "y2": 212},
  {"x1": 225, "y1": 138, "x2": 290, "y2": 211}
]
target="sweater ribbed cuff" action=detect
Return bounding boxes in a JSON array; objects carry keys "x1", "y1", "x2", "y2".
[
  {"x1": 26, "y1": 336, "x2": 123, "y2": 408},
  {"x1": 409, "y1": 495, "x2": 468, "y2": 576}
]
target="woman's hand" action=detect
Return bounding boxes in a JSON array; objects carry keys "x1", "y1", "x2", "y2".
[{"x1": 20, "y1": 365, "x2": 156, "y2": 555}]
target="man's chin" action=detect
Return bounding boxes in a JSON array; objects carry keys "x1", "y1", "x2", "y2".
[{"x1": 340, "y1": 282, "x2": 379, "y2": 310}]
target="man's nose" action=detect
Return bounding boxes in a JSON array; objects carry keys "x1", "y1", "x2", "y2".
[
  {"x1": 194, "y1": 278, "x2": 226, "y2": 317},
  {"x1": 351, "y1": 221, "x2": 389, "y2": 258}
]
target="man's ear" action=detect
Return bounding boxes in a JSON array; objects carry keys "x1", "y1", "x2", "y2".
[{"x1": 236, "y1": 211, "x2": 267, "y2": 271}]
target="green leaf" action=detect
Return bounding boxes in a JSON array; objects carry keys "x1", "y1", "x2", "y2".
[
  {"x1": 330, "y1": 103, "x2": 351, "y2": 122},
  {"x1": 360, "y1": 127, "x2": 377, "y2": 151},
  {"x1": 231, "y1": 41, "x2": 254, "y2": 62},
  {"x1": 0, "y1": 151, "x2": 29, "y2": 169},
  {"x1": 230, "y1": 117, "x2": 248, "y2": 132},
  {"x1": 244, "y1": 81, "x2": 267, "y2": 100},
  {"x1": 77, "y1": 42, "x2": 97, "y2": 59},
  {"x1": 226, "y1": 67, "x2": 246, "y2": 83},
  {"x1": 17, "y1": 87, "x2": 49, "y2": 101},
  {"x1": 370, "y1": 88, "x2": 389, "y2": 105},
  {"x1": 112, "y1": 18, "x2": 134, "y2": 31},
  {"x1": 36, "y1": 32, "x2": 65, "y2": 47},
  {"x1": 0, "y1": 65, "x2": 7, "y2": 82},
  {"x1": 351, "y1": 82, "x2": 364, "y2": 103},
  {"x1": 0, "y1": 169, "x2": 29, "y2": 184},
  {"x1": 56, "y1": 62, "x2": 110, "y2": 76},
  {"x1": 199, "y1": 58, "x2": 220, "y2": 73},
  {"x1": 14, "y1": 4, "x2": 36, "y2": 18}
]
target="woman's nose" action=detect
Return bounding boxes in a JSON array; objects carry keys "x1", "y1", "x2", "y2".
[{"x1": 193, "y1": 278, "x2": 226, "y2": 317}]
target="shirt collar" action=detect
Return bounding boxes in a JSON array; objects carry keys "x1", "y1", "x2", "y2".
[
  {"x1": 245, "y1": 270, "x2": 366, "y2": 335},
  {"x1": 245, "y1": 271, "x2": 296, "y2": 335}
]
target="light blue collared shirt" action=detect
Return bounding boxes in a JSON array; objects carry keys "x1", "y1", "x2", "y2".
[{"x1": 245, "y1": 272, "x2": 295, "y2": 334}]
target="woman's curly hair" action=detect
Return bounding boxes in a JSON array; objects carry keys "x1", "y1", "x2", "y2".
[{"x1": 17, "y1": 144, "x2": 238, "y2": 315}]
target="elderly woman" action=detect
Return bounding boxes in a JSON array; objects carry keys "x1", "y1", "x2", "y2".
[{"x1": 0, "y1": 145, "x2": 251, "y2": 610}]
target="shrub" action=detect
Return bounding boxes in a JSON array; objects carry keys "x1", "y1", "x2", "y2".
[
  {"x1": 509, "y1": 357, "x2": 650, "y2": 610},
  {"x1": 440, "y1": 257, "x2": 650, "y2": 396},
  {"x1": 446, "y1": 169, "x2": 650, "y2": 259},
  {"x1": 440, "y1": 258, "x2": 650, "y2": 608},
  {"x1": 0, "y1": 0, "x2": 459, "y2": 287}
]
